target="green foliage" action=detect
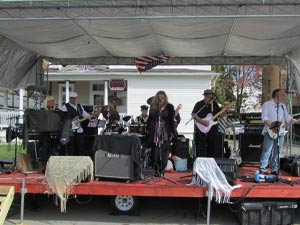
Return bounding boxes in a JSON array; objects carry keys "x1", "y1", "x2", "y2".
[
  {"x1": 0, "y1": 144, "x2": 26, "y2": 160},
  {"x1": 212, "y1": 65, "x2": 235, "y2": 106},
  {"x1": 212, "y1": 65, "x2": 262, "y2": 116}
]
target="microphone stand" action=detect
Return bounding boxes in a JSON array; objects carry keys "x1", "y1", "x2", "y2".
[
  {"x1": 156, "y1": 102, "x2": 163, "y2": 177},
  {"x1": 275, "y1": 101, "x2": 280, "y2": 181},
  {"x1": 185, "y1": 104, "x2": 207, "y2": 125},
  {"x1": 154, "y1": 102, "x2": 176, "y2": 184}
]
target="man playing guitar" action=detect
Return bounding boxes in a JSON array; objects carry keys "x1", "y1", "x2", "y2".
[
  {"x1": 260, "y1": 89, "x2": 299, "y2": 175},
  {"x1": 60, "y1": 91, "x2": 98, "y2": 156},
  {"x1": 191, "y1": 89, "x2": 227, "y2": 157}
]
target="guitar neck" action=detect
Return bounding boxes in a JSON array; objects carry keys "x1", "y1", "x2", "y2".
[
  {"x1": 211, "y1": 101, "x2": 235, "y2": 120},
  {"x1": 77, "y1": 109, "x2": 101, "y2": 123},
  {"x1": 77, "y1": 115, "x2": 93, "y2": 124}
]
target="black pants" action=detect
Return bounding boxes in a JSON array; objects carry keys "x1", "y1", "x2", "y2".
[
  {"x1": 67, "y1": 132, "x2": 85, "y2": 156},
  {"x1": 196, "y1": 132, "x2": 218, "y2": 158},
  {"x1": 153, "y1": 141, "x2": 170, "y2": 174},
  {"x1": 39, "y1": 134, "x2": 60, "y2": 163}
]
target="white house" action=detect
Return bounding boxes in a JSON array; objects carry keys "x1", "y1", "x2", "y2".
[{"x1": 47, "y1": 65, "x2": 219, "y2": 139}]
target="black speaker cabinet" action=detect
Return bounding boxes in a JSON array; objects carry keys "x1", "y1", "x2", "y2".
[
  {"x1": 214, "y1": 133, "x2": 224, "y2": 158},
  {"x1": 174, "y1": 136, "x2": 189, "y2": 159},
  {"x1": 94, "y1": 149, "x2": 134, "y2": 180},
  {"x1": 239, "y1": 133, "x2": 264, "y2": 163}
]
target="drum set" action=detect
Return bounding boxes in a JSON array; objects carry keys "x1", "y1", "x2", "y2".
[
  {"x1": 100, "y1": 106, "x2": 147, "y2": 137},
  {"x1": 103, "y1": 116, "x2": 147, "y2": 136}
]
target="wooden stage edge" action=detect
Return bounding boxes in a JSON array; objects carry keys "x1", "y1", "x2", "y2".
[{"x1": 0, "y1": 166, "x2": 300, "y2": 199}]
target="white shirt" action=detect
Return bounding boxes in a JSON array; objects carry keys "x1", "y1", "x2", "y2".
[{"x1": 261, "y1": 99, "x2": 293, "y2": 134}]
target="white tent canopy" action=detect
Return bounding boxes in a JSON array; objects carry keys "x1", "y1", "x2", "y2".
[{"x1": 1, "y1": 0, "x2": 300, "y2": 89}]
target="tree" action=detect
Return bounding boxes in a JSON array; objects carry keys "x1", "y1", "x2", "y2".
[{"x1": 212, "y1": 65, "x2": 262, "y2": 118}]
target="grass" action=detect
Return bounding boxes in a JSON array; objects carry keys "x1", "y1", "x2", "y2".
[{"x1": 0, "y1": 144, "x2": 26, "y2": 159}]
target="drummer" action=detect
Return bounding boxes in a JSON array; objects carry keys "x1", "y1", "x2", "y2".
[
  {"x1": 136, "y1": 105, "x2": 149, "y2": 125},
  {"x1": 101, "y1": 105, "x2": 120, "y2": 132}
]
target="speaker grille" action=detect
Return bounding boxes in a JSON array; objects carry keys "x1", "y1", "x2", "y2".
[
  {"x1": 239, "y1": 133, "x2": 264, "y2": 163},
  {"x1": 95, "y1": 149, "x2": 133, "y2": 180}
]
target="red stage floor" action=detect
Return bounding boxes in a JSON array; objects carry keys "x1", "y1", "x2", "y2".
[{"x1": 0, "y1": 166, "x2": 300, "y2": 199}]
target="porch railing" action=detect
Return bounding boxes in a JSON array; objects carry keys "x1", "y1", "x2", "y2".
[{"x1": 0, "y1": 111, "x2": 22, "y2": 128}]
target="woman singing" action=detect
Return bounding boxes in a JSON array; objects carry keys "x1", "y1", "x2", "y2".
[{"x1": 147, "y1": 90, "x2": 177, "y2": 177}]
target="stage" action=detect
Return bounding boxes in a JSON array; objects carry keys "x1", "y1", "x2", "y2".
[{"x1": 0, "y1": 166, "x2": 300, "y2": 199}]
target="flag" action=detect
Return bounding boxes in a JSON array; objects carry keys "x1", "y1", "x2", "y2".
[{"x1": 134, "y1": 55, "x2": 172, "y2": 72}]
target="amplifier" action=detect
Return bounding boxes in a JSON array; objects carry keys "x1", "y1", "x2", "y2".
[
  {"x1": 215, "y1": 158, "x2": 237, "y2": 185},
  {"x1": 174, "y1": 136, "x2": 189, "y2": 159},
  {"x1": 244, "y1": 124, "x2": 264, "y2": 134},
  {"x1": 94, "y1": 149, "x2": 134, "y2": 180},
  {"x1": 239, "y1": 133, "x2": 264, "y2": 163}
]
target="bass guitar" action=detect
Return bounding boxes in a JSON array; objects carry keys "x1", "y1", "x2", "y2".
[
  {"x1": 72, "y1": 109, "x2": 101, "y2": 130},
  {"x1": 196, "y1": 101, "x2": 236, "y2": 134}
]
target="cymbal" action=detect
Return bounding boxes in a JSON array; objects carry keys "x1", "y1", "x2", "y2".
[
  {"x1": 108, "y1": 95, "x2": 122, "y2": 106},
  {"x1": 147, "y1": 96, "x2": 155, "y2": 105},
  {"x1": 122, "y1": 115, "x2": 132, "y2": 122}
]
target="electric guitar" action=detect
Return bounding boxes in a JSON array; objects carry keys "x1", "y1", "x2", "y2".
[
  {"x1": 196, "y1": 101, "x2": 236, "y2": 134},
  {"x1": 229, "y1": 122, "x2": 242, "y2": 165},
  {"x1": 266, "y1": 113, "x2": 300, "y2": 139},
  {"x1": 72, "y1": 109, "x2": 101, "y2": 130}
]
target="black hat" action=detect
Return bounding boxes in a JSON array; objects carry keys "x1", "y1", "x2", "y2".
[
  {"x1": 141, "y1": 105, "x2": 149, "y2": 110},
  {"x1": 203, "y1": 89, "x2": 215, "y2": 96}
]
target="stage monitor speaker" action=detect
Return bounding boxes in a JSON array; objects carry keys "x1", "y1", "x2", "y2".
[
  {"x1": 94, "y1": 149, "x2": 133, "y2": 180},
  {"x1": 239, "y1": 133, "x2": 264, "y2": 163}
]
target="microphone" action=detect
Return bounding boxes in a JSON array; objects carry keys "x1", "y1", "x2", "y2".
[{"x1": 156, "y1": 98, "x2": 161, "y2": 106}]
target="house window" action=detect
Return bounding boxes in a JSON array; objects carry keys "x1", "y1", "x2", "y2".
[
  {"x1": 94, "y1": 94, "x2": 104, "y2": 106},
  {"x1": 58, "y1": 83, "x2": 74, "y2": 107},
  {"x1": 92, "y1": 84, "x2": 104, "y2": 91},
  {"x1": 90, "y1": 82, "x2": 104, "y2": 108}
]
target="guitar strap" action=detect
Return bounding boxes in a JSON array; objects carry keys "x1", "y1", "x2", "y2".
[
  {"x1": 281, "y1": 104, "x2": 286, "y2": 121},
  {"x1": 65, "y1": 103, "x2": 83, "y2": 118},
  {"x1": 76, "y1": 104, "x2": 83, "y2": 118}
]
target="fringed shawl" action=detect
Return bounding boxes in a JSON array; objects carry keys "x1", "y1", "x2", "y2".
[
  {"x1": 45, "y1": 156, "x2": 94, "y2": 212},
  {"x1": 190, "y1": 157, "x2": 241, "y2": 203}
]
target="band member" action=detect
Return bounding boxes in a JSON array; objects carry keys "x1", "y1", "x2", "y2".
[
  {"x1": 192, "y1": 89, "x2": 226, "y2": 157},
  {"x1": 136, "y1": 105, "x2": 149, "y2": 125},
  {"x1": 174, "y1": 104, "x2": 182, "y2": 128},
  {"x1": 60, "y1": 91, "x2": 91, "y2": 155},
  {"x1": 260, "y1": 89, "x2": 299, "y2": 175},
  {"x1": 44, "y1": 96, "x2": 56, "y2": 110},
  {"x1": 40, "y1": 96, "x2": 60, "y2": 171},
  {"x1": 147, "y1": 90, "x2": 177, "y2": 177},
  {"x1": 101, "y1": 105, "x2": 120, "y2": 132},
  {"x1": 170, "y1": 104, "x2": 182, "y2": 156}
]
